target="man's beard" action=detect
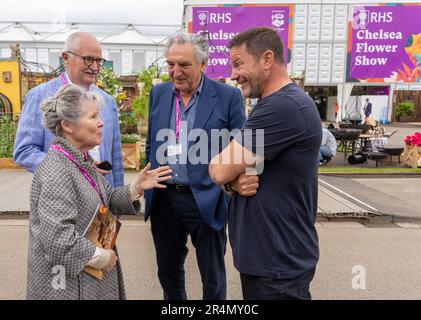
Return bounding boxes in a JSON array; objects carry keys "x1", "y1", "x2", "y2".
[{"x1": 248, "y1": 77, "x2": 263, "y2": 99}]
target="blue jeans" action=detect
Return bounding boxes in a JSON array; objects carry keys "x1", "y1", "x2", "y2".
[
  {"x1": 240, "y1": 268, "x2": 316, "y2": 300},
  {"x1": 319, "y1": 146, "x2": 333, "y2": 162}
]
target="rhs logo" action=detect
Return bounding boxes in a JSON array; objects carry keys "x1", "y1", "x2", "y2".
[
  {"x1": 271, "y1": 11, "x2": 285, "y2": 30},
  {"x1": 353, "y1": 6, "x2": 393, "y2": 30},
  {"x1": 353, "y1": 8, "x2": 370, "y2": 30}
]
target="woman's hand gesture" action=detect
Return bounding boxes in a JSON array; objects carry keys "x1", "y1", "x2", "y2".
[{"x1": 133, "y1": 163, "x2": 172, "y2": 194}]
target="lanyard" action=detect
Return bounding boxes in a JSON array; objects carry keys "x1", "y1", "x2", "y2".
[
  {"x1": 50, "y1": 144, "x2": 106, "y2": 205},
  {"x1": 175, "y1": 94, "x2": 180, "y2": 141},
  {"x1": 60, "y1": 72, "x2": 68, "y2": 85}
]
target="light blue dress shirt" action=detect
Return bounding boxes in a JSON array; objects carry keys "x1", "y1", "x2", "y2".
[{"x1": 167, "y1": 75, "x2": 204, "y2": 185}]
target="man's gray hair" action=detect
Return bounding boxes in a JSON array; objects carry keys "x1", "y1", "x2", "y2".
[
  {"x1": 164, "y1": 32, "x2": 209, "y2": 64},
  {"x1": 62, "y1": 32, "x2": 99, "y2": 53},
  {"x1": 40, "y1": 84, "x2": 103, "y2": 137}
]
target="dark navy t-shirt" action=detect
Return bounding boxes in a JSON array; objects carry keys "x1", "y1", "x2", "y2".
[{"x1": 228, "y1": 83, "x2": 322, "y2": 279}]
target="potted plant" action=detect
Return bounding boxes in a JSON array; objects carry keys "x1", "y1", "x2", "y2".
[
  {"x1": 401, "y1": 132, "x2": 421, "y2": 168},
  {"x1": 97, "y1": 67, "x2": 144, "y2": 170},
  {"x1": 396, "y1": 101, "x2": 414, "y2": 122},
  {"x1": 119, "y1": 111, "x2": 138, "y2": 135},
  {"x1": 97, "y1": 67, "x2": 127, "y2": 107},
  {"x1": 132, "y1": 65, "x2": 170, "y2": 137},
  {"x1": 131, "y1": 95, "x2": 148, "y2": 136}
]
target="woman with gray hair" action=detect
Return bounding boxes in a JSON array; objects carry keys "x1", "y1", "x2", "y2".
[{"x1": 27, "y1": 84, "x2": 172, "y2": 300}]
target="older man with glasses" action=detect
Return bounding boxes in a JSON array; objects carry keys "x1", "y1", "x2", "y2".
[{"x1": 14, "y1": 32, "x2": 124, "y2": 187}]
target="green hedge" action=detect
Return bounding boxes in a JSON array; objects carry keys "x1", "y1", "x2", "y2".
[{"x1": 0, "y1": 115, "x2": 17, "y2": 158}]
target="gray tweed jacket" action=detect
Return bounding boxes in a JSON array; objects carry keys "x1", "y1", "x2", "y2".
[{"x1": 27, "y1": 137, "x2": 140, "y2": 300}]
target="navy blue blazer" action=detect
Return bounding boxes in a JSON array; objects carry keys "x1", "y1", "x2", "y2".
[{"x1": 144, "y1": 75, "x2": 246, "y2": 230}]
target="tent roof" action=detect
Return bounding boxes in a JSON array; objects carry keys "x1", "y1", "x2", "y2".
[
  {"x1": 40, "y1": 25, "x2": 82, "y2": 42},
  {"x1": 100, "y1": 25, "x2": 156, "y2": 45},
  {"x1": 0, "y1": 23, "x2": 40, "y2": 42}
]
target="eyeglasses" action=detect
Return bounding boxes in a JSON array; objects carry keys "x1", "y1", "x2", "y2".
[{"x1": 66, "y1": 51, "x2": 106, "y2": 67}]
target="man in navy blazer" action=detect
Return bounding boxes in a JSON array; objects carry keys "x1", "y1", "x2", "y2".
[{"x1": 144, "y1": 32, "x2": 245, "y2": 300}]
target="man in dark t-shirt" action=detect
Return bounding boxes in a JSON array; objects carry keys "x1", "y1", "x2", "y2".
[{"x1": 209, "y1": 27, "x2": 322, "y2": 300}]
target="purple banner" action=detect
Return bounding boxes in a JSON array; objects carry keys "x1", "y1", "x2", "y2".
[
  {"x1": 192, "y1": 6, "x2": 290, "y2": 79},
  {"x1": 349, "y1": 5, "x2": 421, "y2": 82}
]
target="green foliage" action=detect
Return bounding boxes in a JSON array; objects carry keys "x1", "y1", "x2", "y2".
[
  {"x1": 336, "y1": 143, "x2": 353, "y2": 153},
  {"x1": 120, "y1": 133, "x2": 140, "y2": 144},
  {"x1": 97, "y1": 67, "x2": 127, "y2": 106},
  {"x1": 119, "y1": 111, "x2": 138, "y2": 134},
  {"x1": 132, "y1": 65, "x2": 170, "y2": 121},
  {"x1": 0, "y1": 115, "x2": 17, "y2": 158},
  {"x1": 160, "y1": 73, "x2": 171, "y2": 82},
  {"x1": 120, "y1": 111, "x2": 138, "y2": 126},
  {"x1": 140, "y1": 150, "x2": 146, "y2": 168},
  {"x1": 396, "y1": 101, "x2": 414, "y2": 117},
  {"x1": 132, "y1": 95, "x2": 148, "y2": 121}
]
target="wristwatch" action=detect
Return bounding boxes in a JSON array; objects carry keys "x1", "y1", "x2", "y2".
[{"x1": 224, "y1": 183, "x2": 233, "y2": 193}]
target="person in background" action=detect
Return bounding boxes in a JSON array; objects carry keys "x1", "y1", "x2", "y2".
[
  {"x1": 335, "y1": 102, "x2": 339, "y2": 120},
  {"x1": 319, "y1": 127, "x2": 337, "y2": 165},
  {"x1": 363, "y1": 98, "x2": 372, "y2": 119},
  {"x1": 14, "y1": 32, "x2": 124, "y2": 187}
]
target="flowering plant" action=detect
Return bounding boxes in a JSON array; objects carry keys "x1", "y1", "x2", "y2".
[
  {"x1": 97, "y1": 67, "x2": 127, "y2": 107},
  {"x1": 404, "y1": 132, "x2": 421, "y2": 146}
]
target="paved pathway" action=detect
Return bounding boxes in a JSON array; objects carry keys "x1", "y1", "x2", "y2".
[
  {"x1": 3, "y1": 218, "x2": 421, "y2": 299},
  {"x1": 0, "y1": 170, "x2": 375, "y2": 216}
]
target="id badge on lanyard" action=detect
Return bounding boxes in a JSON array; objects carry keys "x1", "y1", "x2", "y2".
[
  {"x1": 168, "y1": 144, "x2": 182, "y2": 157},
  {"x1": 168, "y1": 94, "x2": 183, "y2": 157}
]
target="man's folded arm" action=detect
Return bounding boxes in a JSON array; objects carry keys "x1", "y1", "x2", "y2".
[{"x1": 209, "y1": 138, "x2": 263, "y2": 185}]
